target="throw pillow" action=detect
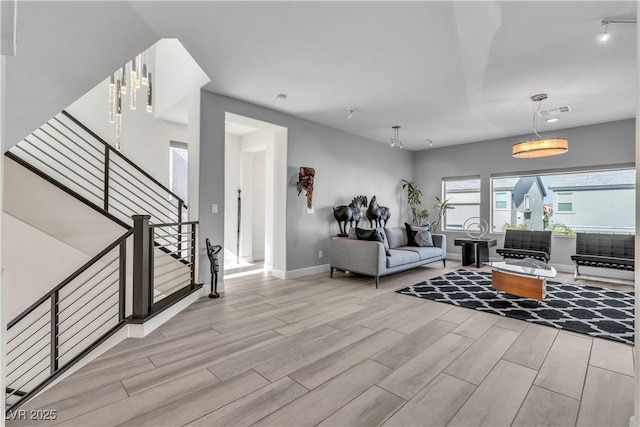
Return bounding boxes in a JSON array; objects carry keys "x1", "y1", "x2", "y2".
[
  {"x1": 414, "y1": 229, "x2": 434, "y2": 247},
  {"x1": 356, "y1": 228, "x2": 391, "y2": 256},
  {"x1": 404, "y1": 222, "x2": 431, "y2": 247}
]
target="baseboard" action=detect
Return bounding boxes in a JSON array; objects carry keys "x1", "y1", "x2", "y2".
[
  {"x1": 271, "y1": 269, "x2": 286, "y2": 279},
  {"x1": 128, "y1": 290, "x2": 201, "y2": 338},
  {"x1": 285, "y1": 264, "x2": 331, "y2": 279}
]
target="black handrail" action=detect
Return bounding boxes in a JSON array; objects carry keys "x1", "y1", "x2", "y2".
[
  {"x1": 61, "y1": 110, "x2": 188, "y2": 209},
  {"x1": 7, "y1": 229, "x2": 133, "y2": 329}
]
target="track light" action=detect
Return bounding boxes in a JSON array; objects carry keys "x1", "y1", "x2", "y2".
[
  {"x1": 345, "y1": 107, "x2": 356, "y2": 119},
  {"x1": 390, "y1": 126, "x2": 403, "y2": 149},
  {"x1": 597, "y1": 18, "x2": 636, "y2": 44}
]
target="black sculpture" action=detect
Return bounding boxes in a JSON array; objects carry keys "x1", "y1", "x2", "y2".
[
  {"x1": 366, "y1": 195, "x2": 391, "y2": 228},
  {"x1": 333, "y1": 195, "x2": 368, "y2": 236},
  {"x1": 206, "y1": 238, "x2": 222, "y2": 298}
]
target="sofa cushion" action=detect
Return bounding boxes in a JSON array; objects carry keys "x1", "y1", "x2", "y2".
[
  {"x1": 384, "y1": 227, "x2": 408, "y2": 249},
  {"x1": 396, "y1": 246, "x2": 443, "y2": 261},
  {"x1": 387, "y1": 248, "x2": 420, "y2": 268},
  {"x1": 356, "y1": 227, "x2": 390, "y2": 256}
]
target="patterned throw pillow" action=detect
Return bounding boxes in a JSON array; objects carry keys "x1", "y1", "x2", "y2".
[
  {"x1": 356, "y1": 228, "x2": 391, "y2": 256},
  {"x1": 414, "y1": 229, "x2": 434, "y2": 247},
  {"x1": 404, "y1": 222, "x2": 431, "y2": 247}
]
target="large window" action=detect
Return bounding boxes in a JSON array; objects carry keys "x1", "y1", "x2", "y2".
[
  {"x1": 170, "y1": 141, "x2": 188, "y2": 203},
  {"x1": 491, "y1": 169, "x2": 635, "y2": 234},
  {"x1": 443, "y1": 177, "x2": 481, "y2": 230}
]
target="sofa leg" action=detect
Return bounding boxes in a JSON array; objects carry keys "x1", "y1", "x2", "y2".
[
  {"x1": 330, "y1": 267, "x2": 334, "y2": 278},
  {"x1": 375, "y1": 276, "x2": 379, "y2": 288},
  {"x1": 442, "y1": 259, "x2": 446, "y2": 268},
  {"x1": 574, "y1": 265, "x2": 579, "y2": 280}
]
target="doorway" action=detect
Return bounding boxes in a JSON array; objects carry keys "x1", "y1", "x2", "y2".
[{"x1": 223, "y1": 113, "x2": 287, "y2": 279}]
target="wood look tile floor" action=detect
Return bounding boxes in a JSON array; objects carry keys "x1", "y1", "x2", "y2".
[{"x1": 10, "y1": 261, "x2": 636, "y2": 427}]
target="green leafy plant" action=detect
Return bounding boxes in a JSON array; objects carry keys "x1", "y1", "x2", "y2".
[
  {"x1": 430, "y1": 196, "x2": 455, "y2": 231},
  {"x1": 547, "y1": 222, "x2": 576, "y2": 235},
  {"x1": 401, "y1": 179, "x2": 427, "y2": 225},
  {"x1": 502, "y1": 222, "x2": 531, "y2": 230}
]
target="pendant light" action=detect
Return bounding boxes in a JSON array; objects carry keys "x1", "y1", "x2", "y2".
[{"x1": 512, "y1": 94, "x2": 568, "y2": 159}]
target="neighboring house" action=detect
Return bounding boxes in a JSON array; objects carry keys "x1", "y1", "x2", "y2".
[
  {"x1": 492, "y1": 177, "x2": 547, "y2": 231},
  {"x1": 443, "y1": 179, "x2": 480, "y2": 230},
  {"x1": 548, "y1": 170, "x2": 636, "y2": 233}
]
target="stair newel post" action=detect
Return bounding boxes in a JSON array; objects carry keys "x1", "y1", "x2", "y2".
[
  {"x1": 190, "y1": 222, "x2": 197, "y2": 288},
  {"x1": 50, "y1": 291, "x2": 59, "y2": 374},
  {"x1": 118, "y1": 239, "x2": 127, "y2": 322},
  {"x1": 103, "y1": 147, "x2": 110, "y2": 212},
  {"x1": 178, "y1": 199, "x2": 183, "y2": 254},
  {"x1": 132, "y1": 215, "x2": 152, "y2": 319}
]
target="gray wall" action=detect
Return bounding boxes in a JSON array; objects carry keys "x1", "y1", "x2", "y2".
[
  {"x1": 199, "y1": 91, "x2": 413, "y2": 281},
  {"x1": 413, "y1": 118, "x2": 636, "y2": 268}
]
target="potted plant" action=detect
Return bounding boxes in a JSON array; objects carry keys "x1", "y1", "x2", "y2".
[{"x1": 401, "y1": 179, "x2": 428, "y2": 226}]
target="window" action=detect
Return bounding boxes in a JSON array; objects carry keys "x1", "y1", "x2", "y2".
[
  {"x1": 494, "y1": 192, "x2": 508, "y2": 210},
  {"x1": 491, "y1": 169, "x2": 635, "y2": 234},
  {"x1": 556, "y1": 193, "x2": 573, "y2": 212},
  {"x1": 170, "y1": 141, "x2": 188, "y2": 203},
  {"x1": 443, "y1": 177, "x2": 481, "y2": 230}
]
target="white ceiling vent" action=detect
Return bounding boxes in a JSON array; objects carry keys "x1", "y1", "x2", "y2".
[{"x1": 537, "y1": 105, "x2": 572, "y2": 117}]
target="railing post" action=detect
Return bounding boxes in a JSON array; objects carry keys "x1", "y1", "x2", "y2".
[
  {"x1": 103, "y1": 147, "x2": 110, "y2": 212},
  {"x1": 50, "y1": 292, "x2": 59, "y2": 374},
  {"x1": 119, "y1": 239, "x2": 127, "y2": 322},
  {"x1": 178, "y1": 200, "x2": 183, "y2": 254},
  {"x1": 190, "y1": 223, "x2": 197, "y2": 288},
  {"x1": 132, "y1": 215, "x2": 152, "y2": 319}
]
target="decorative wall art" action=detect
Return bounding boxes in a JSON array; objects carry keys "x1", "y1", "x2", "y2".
[{"x1": 296, "y1": 167, "x2": 316, "y2": 209}]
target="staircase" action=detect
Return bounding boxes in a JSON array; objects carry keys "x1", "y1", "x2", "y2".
[{"x1": 4, "y1": 111, "x2": 201, "y2": 411}]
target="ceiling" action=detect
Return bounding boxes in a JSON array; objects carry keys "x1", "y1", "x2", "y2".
[
  {"x1": 10, "y1": 2, "x2": 635, "y2": 152},
  {"x1": 128, "y1": 1, "x2": 637, "y2": 150}
]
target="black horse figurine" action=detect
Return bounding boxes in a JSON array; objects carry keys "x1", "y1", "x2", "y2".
[
  {"x1": 366, "y1": 195, "x2": 391, "y2": 228},
  {"x1": 333, "y1": 195, "x2": 368, "y2": 236}
]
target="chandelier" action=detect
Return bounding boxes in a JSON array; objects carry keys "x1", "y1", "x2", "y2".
[
  {"x1": 108, "y1": 53, "x2": 153, "y2": 150},
  {"x1": 512, "y1": 94, "x2": 568, "y2": 159}
]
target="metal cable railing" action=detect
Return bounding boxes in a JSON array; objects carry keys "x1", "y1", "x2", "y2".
[
  {"x1": 152, "y1": 221, "x2": 198, "y2": 304},
  {"x1": 6, "y1": 111, "x2": 187, "y2": 228},
  {"x1": 4, "y1": 112, "x2": 200, "y2": 413},
  {"x1": 5, "y1": 230, "x2": 132, "y2": 409}
]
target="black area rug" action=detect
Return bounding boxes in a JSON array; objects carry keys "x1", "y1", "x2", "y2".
[{"x1": 396, "y1": 269, "x2": 634, "y2": 345}]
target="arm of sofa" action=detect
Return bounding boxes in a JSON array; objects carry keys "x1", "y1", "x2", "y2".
[
  {"x1": 432, "y1": 233, "x2": 446, "y2": 255},
  {"x1": 330, "y1": 237, "x2": 386, "y2": 276}
]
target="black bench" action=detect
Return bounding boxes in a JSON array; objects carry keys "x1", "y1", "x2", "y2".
[
  {"x1": 496, "y1": 229, "x2": 552, "y2": 263},
  {"x1": 571, "y1": 233, "x2": 634, "y2": 279}
]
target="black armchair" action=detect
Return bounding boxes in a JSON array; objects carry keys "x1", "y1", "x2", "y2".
[{"x1": 496, "y1": 229, "x2": 552, "y2": 263}]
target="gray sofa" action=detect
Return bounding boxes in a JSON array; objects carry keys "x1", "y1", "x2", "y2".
[{"x1": 330, "y1": 226, "x2": 446, "y2": 288}]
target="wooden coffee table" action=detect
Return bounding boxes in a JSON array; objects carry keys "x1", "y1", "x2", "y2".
[{"x1": 486, "y1": 259, "x2": 556, "y2": 301}]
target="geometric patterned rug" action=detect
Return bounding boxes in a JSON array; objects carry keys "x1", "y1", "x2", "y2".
[{"x1": 396, "y1": 269, "x2": 635, "y2": 345}]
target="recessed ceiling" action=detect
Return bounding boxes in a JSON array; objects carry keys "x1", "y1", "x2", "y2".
[{"x1": 130, "y1": 1, "x2": 636, "y2": 150}]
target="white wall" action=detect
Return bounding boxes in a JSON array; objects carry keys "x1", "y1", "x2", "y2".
[
  {"x1": 66, "y1": 63, "x2": 188, "y2": 188},
  {"x1": 1, "y1": 213, "x2": 91, "y2": 321},
  {"x1": 224, "y1": 133, "x2": 241, "y2": 265},
  {"x1": 252, "y1": 150, "x2": 266, "y2": 261}
]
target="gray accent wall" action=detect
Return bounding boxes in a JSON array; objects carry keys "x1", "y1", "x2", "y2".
[
  {"x1": 199, "y1": 91, "x2": 413, "y2": 283},
  {"x1": 413, "y1": 118, "x2": 636, "y2": 269}
]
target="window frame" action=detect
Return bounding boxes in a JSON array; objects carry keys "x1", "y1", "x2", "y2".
[
  {"x1": 556, "y1": 192, "x2": 574, "y2": 213},
  {"x1": 494, "y1": 191, "x2": 508, "y2": 211},
  {"x1": 442, "y1": 176, "x2": 481, "y2": 231}
]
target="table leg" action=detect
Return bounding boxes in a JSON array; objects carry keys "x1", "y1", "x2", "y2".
[
  {"x1": 461, "y1": 243, "x2": 476, "y2": 266},
  {"x1": 476, "y1": 244, "x2": 489, "y2": 268}
]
